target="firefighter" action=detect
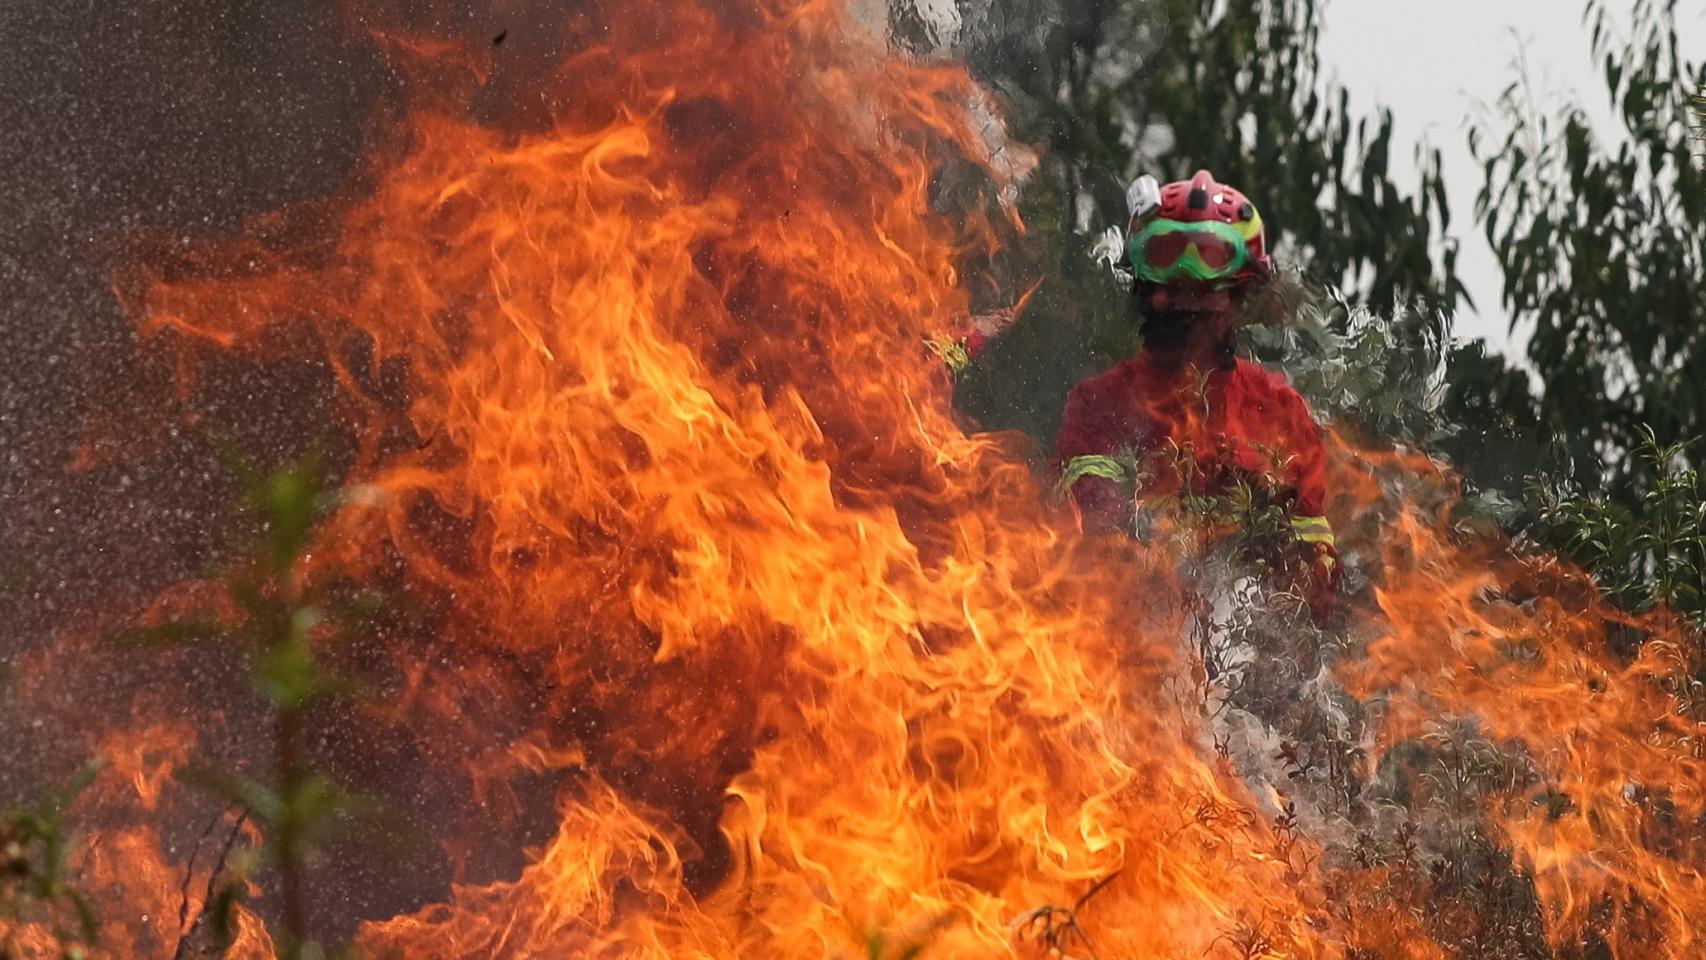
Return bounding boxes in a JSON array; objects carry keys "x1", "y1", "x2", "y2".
[{"x1": 1051, "y1": 169, "x2": 1340, "y2": 620}]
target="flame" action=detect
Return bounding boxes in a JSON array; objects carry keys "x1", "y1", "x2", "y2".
[
  {"x1": 1326, "y1": 436, "x2": 1706, "y2": 955},
  {"x1": 9, "y1": 0, "x2": 1702, "y2": 958},
  {"x1": 99, "y1": 0, "x2": 1328, "y2": 954}
]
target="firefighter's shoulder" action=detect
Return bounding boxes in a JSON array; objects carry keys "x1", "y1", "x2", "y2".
[{"x1": 1227, "y1": 358, "x2": 1307, "y2": 406}]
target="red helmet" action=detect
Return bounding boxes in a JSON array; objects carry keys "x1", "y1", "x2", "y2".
[{"x1": 1125, "y1": 169, "x2": 1273, "y2": 290}]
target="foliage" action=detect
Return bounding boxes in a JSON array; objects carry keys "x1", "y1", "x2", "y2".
[
  {"x1": 1530, "y1": 428, "x2": 1706, "y2": 622},
  {"x1": 1694, "y1": 85, "x2": 1706, "y2": 152},
  {"x1": 1246, "y1": 285, "x2": 1454, "y2": 445},
  {"x1": 1244, "y1": 282, "x2": 1548, "y2": 494},
  {"x1": 1471, "y1": 0, "x2": 1706, "y2": 502},
  {"x1": 0, "y1": 761, "x2": 107, "y2": 960},
  {"x1": 130, "y1": 452, "x2": 378, "y2": 960},
  {"x1": 1695, "y1": 86, "x2": 1706, "y2": 151}
]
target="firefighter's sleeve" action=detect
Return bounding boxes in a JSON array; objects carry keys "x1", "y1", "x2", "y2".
[
  {"x1": 1051, "y1": 382, "x2": 1129, "y2": 532},
  {"x1": 1283, "y1": 396, "x2": 1340, "y2": 620},
  {"x1": 927, "y1": 310, "x2": 1016, "y2": 374}
]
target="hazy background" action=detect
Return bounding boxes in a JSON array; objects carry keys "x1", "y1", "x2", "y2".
[{"x1": 1320, "y1": 0, "x2": 1706, "y2": 358}]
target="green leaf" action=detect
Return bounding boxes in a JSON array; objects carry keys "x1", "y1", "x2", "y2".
[
  {"x1": 255, "y1": 632, "x2": 322, "y2": 709},
  {"x1": 66, "y1": 890, "x2": 99, "y2": 945}
]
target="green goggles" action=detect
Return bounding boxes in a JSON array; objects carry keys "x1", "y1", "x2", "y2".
[{"x1": 1126, "y1": 219, "x2": 1251, "y2": 286}]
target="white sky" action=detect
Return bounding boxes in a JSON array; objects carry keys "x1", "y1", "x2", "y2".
[{"x1": 1318, "y1": 0, "x2": 1705, "y2": 359}]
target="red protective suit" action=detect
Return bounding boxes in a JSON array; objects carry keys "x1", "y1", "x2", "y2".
[{"x1": 1052, "y1": 352, "x2": 1340, "y2": 618}]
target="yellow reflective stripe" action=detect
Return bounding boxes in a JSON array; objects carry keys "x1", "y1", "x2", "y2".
[
  {"x1": 925, "y1": 334, "x2": 971, "y2": 372},
  {"x1": 1060, "y1": 454, "x2": 1128, "y2": 483},
  {"x1": 1291, "y1": 515, "x2": 1335, "y2": 545},
  {"x1": 1055, "y1": 455, "x2": 1129, "y2": 501}
]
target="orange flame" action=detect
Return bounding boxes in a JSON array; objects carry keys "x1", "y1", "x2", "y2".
[
  {"x1": 11, "y1": 1, "x2": 1701, "y2": 958},
  {"x1": 1327, "y1": 437, "x2": 1705, "y2": 955},
  {"x1": 101, "y1": 0, "x2": 1337, "y2": 954}
]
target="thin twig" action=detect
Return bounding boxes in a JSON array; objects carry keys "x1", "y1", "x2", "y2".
[
  {"x1": 172, "y1": 809, "x2": 250, "y2": 960},
  {"x1": 1013, "y1": 870, "x2": 1122, "y2": 960},
  {"x1": 174, "y1": 810, "x2": 228, "y2": 942},
  {"x1": 1071, "y1": 869, "x2": 1122, "y2": 914}
]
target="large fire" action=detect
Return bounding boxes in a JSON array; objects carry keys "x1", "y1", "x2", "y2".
[{"x1": 6, "y1": 1, "x2": 1701, "y2": 958}]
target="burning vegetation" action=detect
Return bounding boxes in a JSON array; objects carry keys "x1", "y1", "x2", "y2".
[{"x1": 3, "y1": 1, "x2": 1703, "y2": 959}]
